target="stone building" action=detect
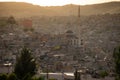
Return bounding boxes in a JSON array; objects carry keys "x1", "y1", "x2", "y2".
[
  {"x1": 64, "y1": 30, "x2": 79, "y2": 47},
  {"x1": 46, "y1": 30, "x2": 80, "y2": 48}
]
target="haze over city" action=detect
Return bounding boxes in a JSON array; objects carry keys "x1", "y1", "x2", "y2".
[
  {"x1": 0, "y1": 0, "x2": 120, "y2": 6},
  {"x1": 0, "y1": 0, "x2": 120, "y2": 80}
]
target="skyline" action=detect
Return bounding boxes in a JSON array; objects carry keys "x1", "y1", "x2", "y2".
[{"x1": 0, "y1": 0, "x2": 120, "y2": 6}]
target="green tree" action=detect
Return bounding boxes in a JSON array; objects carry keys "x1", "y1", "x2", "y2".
[
  {"x1": 7, "y1": 16, "x2": 16, "y2": 31},
  {"x1": 31, "y1": 76, "x2": 45, "y2": 80},
  {"x1": 99, "y1": 70, "x2": 108, "y2": 78},
  {"x1": 74, "y1": 70, "x2": 81, "y2": 80},
  {"x1": 7, "y1": 16, "x2": 16, "y2": 25},
  {"x1": 113, "y1": 46, "x2": 120, "y2": 80},
  {"x1": 22, "y1": 73, "x2": 32, "y2": 80},
  {"x1": 0, "y1": 74, "x2": 7, "y2": 80},
  {"x1": 7, "y1": 73, "x2": 17, "y2": 80},
  {"x1": 14, "y1": 47, "x2": 36, "y2": 80}
]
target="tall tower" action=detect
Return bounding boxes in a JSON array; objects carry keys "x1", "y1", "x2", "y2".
[
  {"x1": 78, "y1": 5, "x2": 80, "y2": 18},
  {"x1": 78, "y1": 5, "x2": 81, "y2": 46}
]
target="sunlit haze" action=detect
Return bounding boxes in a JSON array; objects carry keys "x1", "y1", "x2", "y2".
[{"x1": 0, "y1": 0, "x2": 120, "y2": 6}]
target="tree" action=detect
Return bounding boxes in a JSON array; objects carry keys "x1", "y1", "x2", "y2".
[
  {"x1": 7, "y1": 73, "x2": 17, "y2": 80},
  {"x1": 14, "y1": 47, "x2": 36, "y2": 80},
  {"x1": 0, "y1": 74, "x2": 7, "y2": 80},
  {"x1": 113, "y1": 46, "x2": 120, "y2": 80},
  {"x1": 7, "y1": 16, "x2": 16, "y2": 25},
  {"x1": 22, "y1": 73, "x2": 32, "y2": 80},
  {"x1": 7, "y1": 16, "x2": 16, "y2": 31},
  {"x1": 74, "y1": 69, "x2": 81, "y2": 80},
  {"x1": 99, "y1": 70, "x2": 108, "y2": 78}
]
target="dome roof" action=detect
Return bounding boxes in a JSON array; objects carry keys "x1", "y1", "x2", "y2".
[{"x1": 66, "y1": 30, "x2": 73, "y2": 33}]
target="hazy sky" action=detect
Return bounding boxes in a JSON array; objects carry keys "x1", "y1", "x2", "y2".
[{"x1": 0, "y1": 0, "x2": 120, "y2": 6}]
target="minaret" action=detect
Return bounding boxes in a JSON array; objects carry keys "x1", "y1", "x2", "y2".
[
  {"x1": 78, "y1": 5, "x2": 81, "y2": 47},
  {"x1": 78, "y1": 5, "x2": 80, "y2": 18}
]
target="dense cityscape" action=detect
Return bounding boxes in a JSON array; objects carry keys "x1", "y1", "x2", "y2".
[{"x1": 0, "y1": 1, "x2": 120, "y2": 80}]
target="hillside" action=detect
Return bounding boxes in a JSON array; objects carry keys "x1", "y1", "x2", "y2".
[
  {"x1": 0, "y1": 12, "x2": 120, "y2": 73},
  {"x1": 0, "y1": 2, "x2": 120, "y2": 18}
]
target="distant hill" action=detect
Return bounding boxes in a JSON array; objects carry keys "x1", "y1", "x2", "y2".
[{"x1": 0, "y1": 2, "x2": 120, "y2": 18}]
